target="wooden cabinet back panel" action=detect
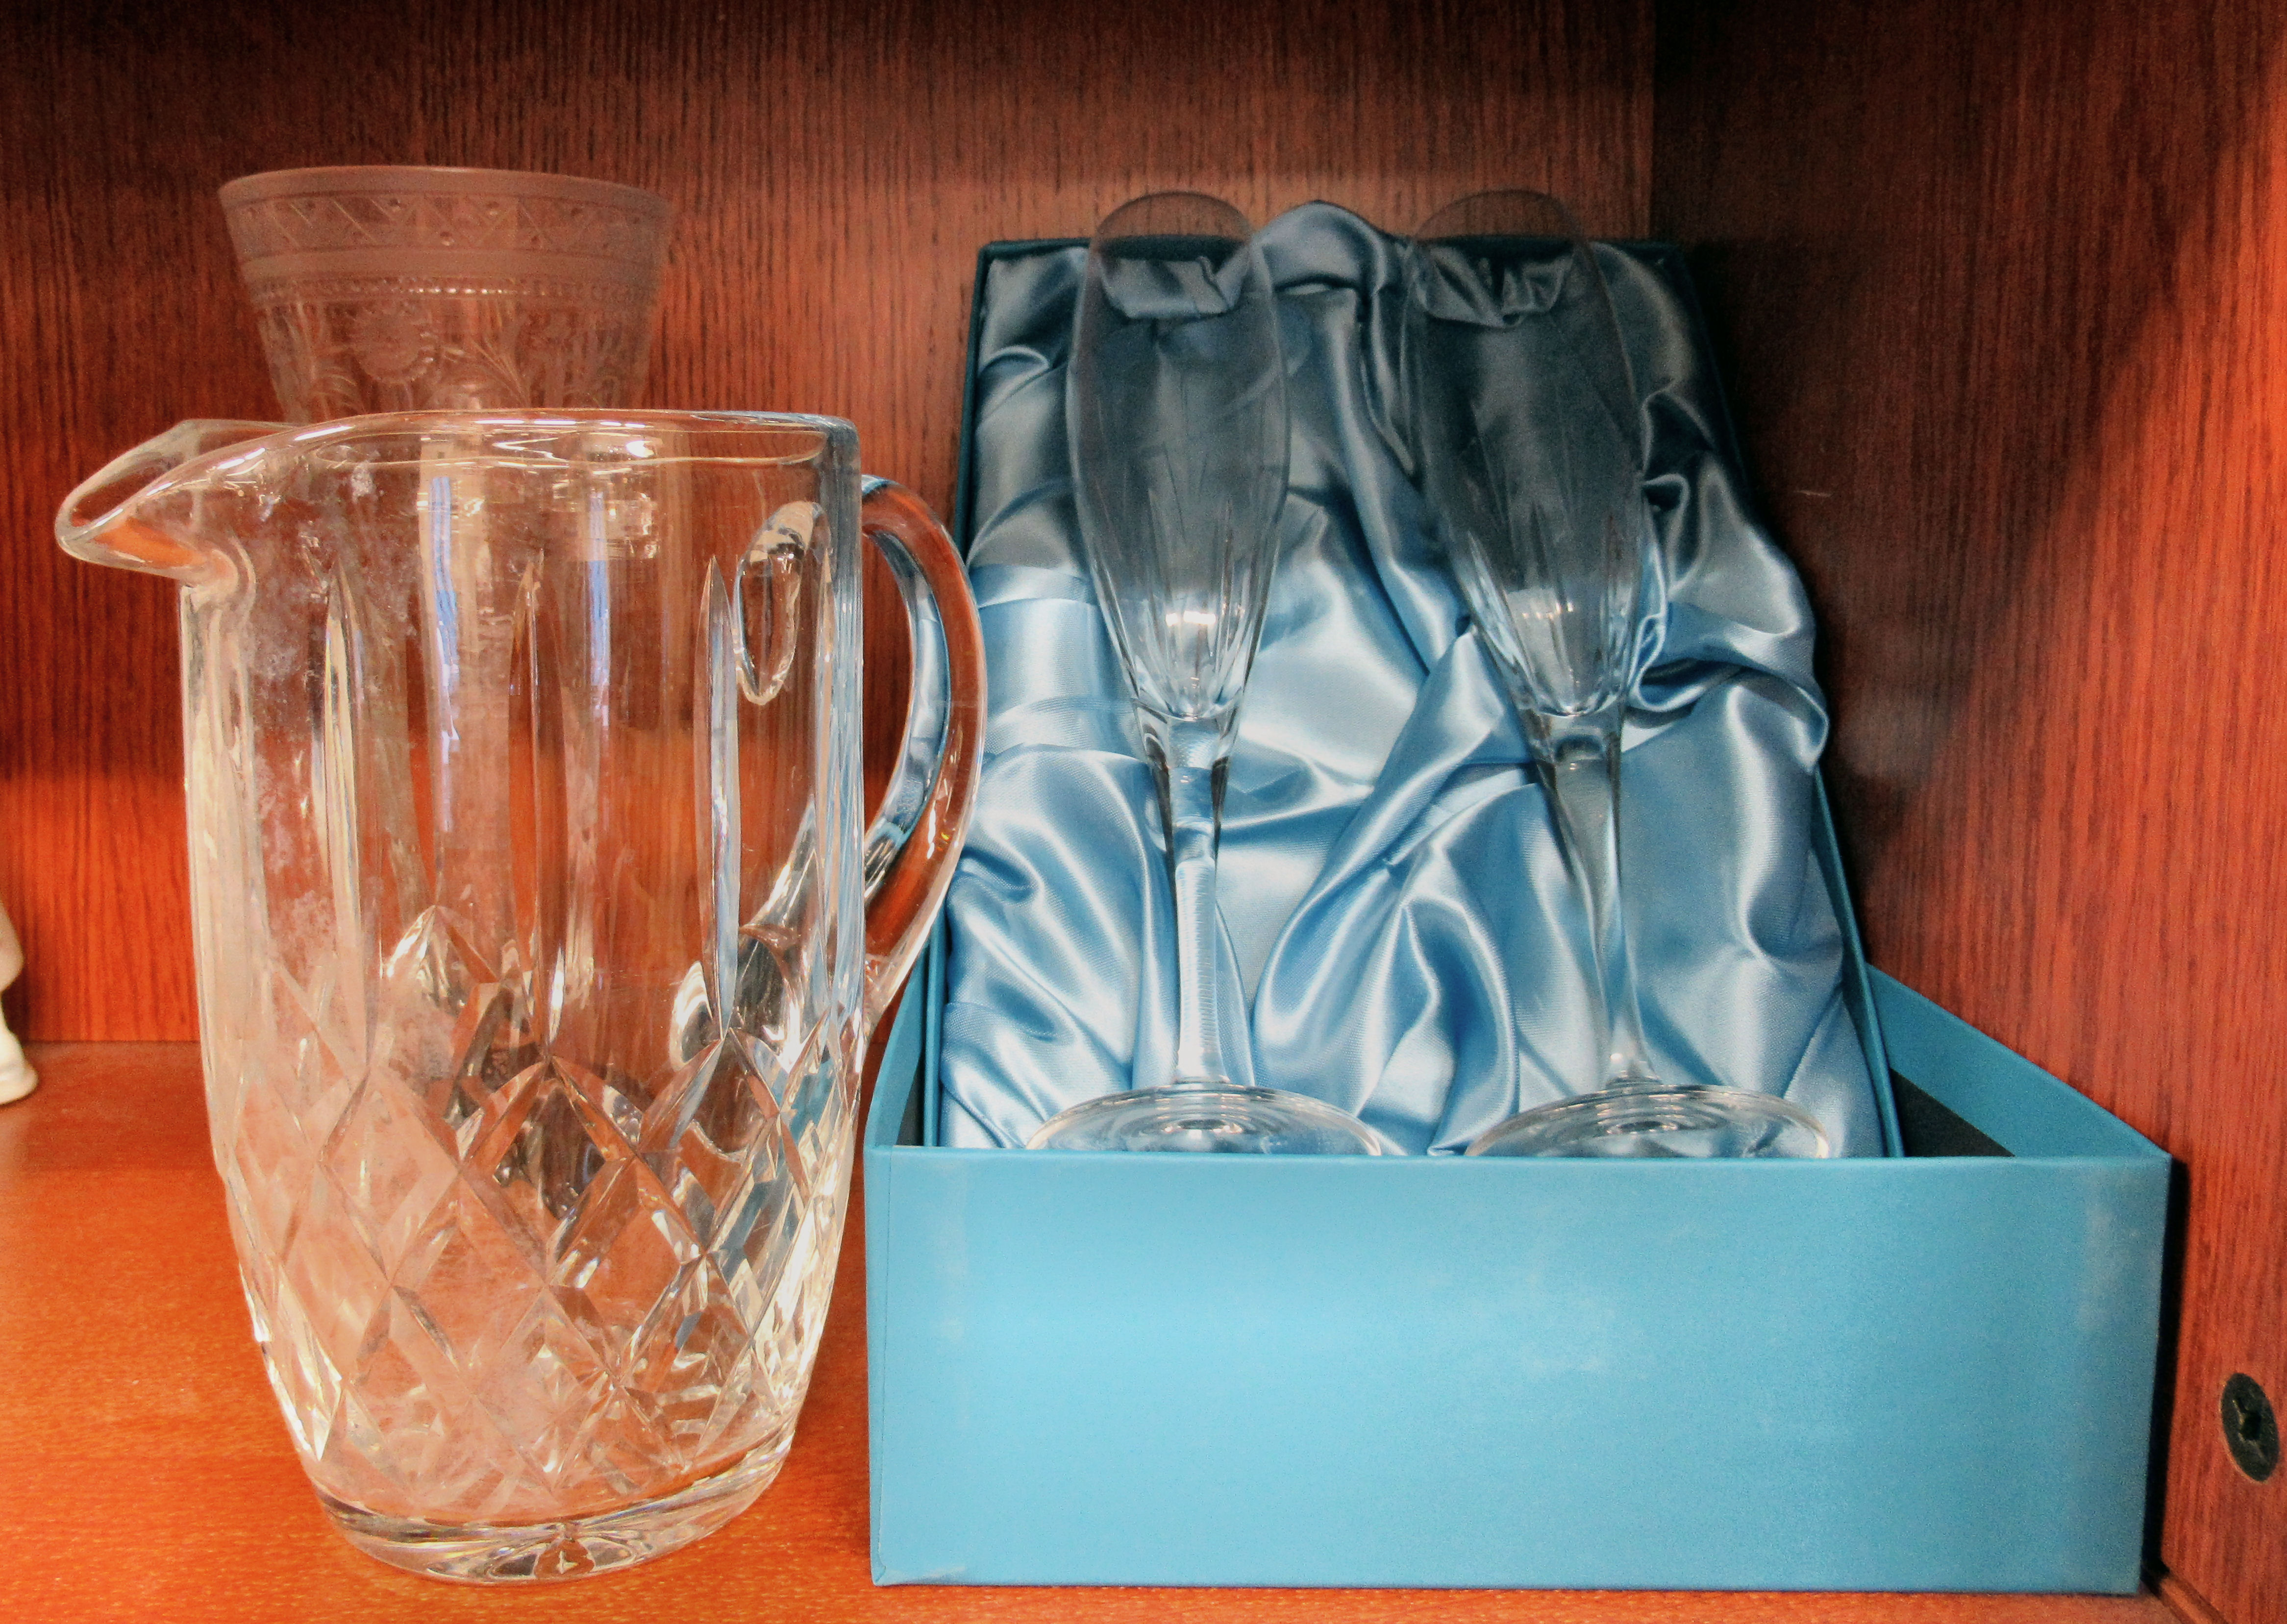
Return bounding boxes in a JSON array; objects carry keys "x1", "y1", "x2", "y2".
[{"x1": 0, "y1": 0, "x2": 1650, "y2": 1041}]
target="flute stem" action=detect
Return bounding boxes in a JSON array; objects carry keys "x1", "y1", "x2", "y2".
[
  {"x1": 1529, "y1": 705, "x2": 1657, "y2": 1089},
  {"x1": 1139, "y1": 712, "x2": 1235, "y2": 1087}
]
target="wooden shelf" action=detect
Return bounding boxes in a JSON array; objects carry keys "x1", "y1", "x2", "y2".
[{"x1": 0, "y1": 1044, "x2": 2174, "y2": 1622}]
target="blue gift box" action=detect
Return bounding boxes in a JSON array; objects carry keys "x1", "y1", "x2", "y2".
[
  {"x1": 864, "y1": 929, "x2": 2164, "y2": 1591},
  {"x1": 860, "y1": 235, "x2": 2168, "y2": 1591}
]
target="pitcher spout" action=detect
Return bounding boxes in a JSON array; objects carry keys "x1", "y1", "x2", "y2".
[{"x1": 56, "y1": 420, "x2": 282, "y2": 582}]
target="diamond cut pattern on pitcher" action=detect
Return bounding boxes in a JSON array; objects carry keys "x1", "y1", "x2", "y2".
[
  {"x1": 223, "y1": 929, "x2": 846, "y2": 1525},
  {"x1": 382, "y1": 906, "x2": 536, "y2": 1136}
]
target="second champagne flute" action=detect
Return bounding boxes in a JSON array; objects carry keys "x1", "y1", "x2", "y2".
[
  {"x1": 1028, "y1": 194, "x2": 1382, "y2": 1155},
  {"x1": 1405, "y1": 190, "x2": 1831, "y2": 1158}
]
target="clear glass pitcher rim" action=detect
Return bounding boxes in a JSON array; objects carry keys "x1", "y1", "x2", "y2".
[
  {"x1": 239, "y1": 408, "x2": 852, "y2": 470},
  {"x1": 58, "y1": 409, "x2": 860, "y2": 568},
  {"x1": 193, "y1": 406, "x2": 852, "y2": 462}
]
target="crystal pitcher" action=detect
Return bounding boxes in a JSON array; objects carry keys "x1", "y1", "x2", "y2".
[{"x1": 56, "y1": 411, "x2": 982, "y2": 1581}]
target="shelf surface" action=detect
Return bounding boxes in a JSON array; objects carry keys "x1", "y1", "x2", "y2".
[{"x1": 0, "y1": 1043, "x2": 2176, "y2": 1623}]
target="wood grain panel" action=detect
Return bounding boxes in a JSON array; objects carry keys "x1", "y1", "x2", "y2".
[
  {"x1": 0, "y1": 1043, "x2": 2174, "y2": 1621},
  {"x1": 1651, "y1": 4, "x2": 2287, "y2": 1620},
  {"x1": 0, "y1": 0, "x2": 1650, "y2": 1042}
]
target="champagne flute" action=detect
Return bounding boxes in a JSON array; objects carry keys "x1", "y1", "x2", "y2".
[
  {"x1": 1404, "y1": 191, "x2": 1830, "y2": 1158},
  {"x1": 1028, "y1": 194, "x2": 1382, "y2": 1155}
]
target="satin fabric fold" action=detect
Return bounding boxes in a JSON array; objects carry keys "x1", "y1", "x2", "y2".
[{"x1": 938, "y1": 205, "x2": 1881, "y2": 1156}]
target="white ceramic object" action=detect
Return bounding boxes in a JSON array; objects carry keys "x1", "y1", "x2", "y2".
[{"x1": 0, "y1": 900, "x2": 34, "y2": 1105}]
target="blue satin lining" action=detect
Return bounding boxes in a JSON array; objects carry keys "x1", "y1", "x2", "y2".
[{"x1": 936, "y1": 205, "x2": 1882, "y2": 1156}]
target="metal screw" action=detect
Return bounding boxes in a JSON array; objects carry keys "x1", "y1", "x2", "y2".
[{"x1": 2222, "y1": 1374, "x2": 2278, "y2": 1482}]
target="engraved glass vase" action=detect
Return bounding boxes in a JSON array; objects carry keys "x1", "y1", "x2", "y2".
[{"x1": 219, "y1": 166, "x2": 671, "y2": 421}]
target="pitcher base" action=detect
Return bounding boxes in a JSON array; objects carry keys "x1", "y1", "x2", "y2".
[{"x1": 319, "y1": 1440, "x2": 791, "y2": 1583}]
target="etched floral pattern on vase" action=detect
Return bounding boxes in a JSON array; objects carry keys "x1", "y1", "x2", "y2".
[{"x1": 220, "y1": 166, "x2": 671, "y2": 421}]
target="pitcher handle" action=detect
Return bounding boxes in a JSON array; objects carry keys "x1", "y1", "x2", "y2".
[{"x1": 857, "y1": 475, "x2": 985, "y2": 1033}]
